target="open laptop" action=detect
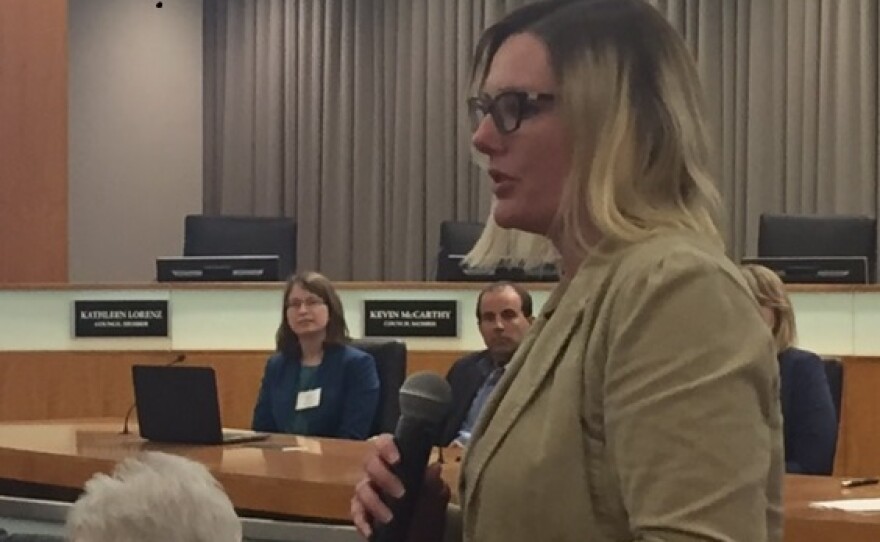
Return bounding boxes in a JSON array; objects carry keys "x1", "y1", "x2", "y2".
[{"x1": 132, "y1": 365, "x2": 269, "y2": 445}]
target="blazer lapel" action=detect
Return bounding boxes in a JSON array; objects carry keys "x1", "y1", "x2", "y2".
[
  {"x1": 274, "y1": 357, "x2": 301, "y2": 429},
  {"x1": 461, "y1": 256, "x2": 612, "y2": 512},
  {"x1": 462, "y1": 355, "x2": 493, "y2": 407},
  {"x1": 444, "y1": 353, "x2": 491, "y2": 443}
]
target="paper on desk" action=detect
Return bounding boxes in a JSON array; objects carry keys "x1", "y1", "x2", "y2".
[
  {"x1": 810, "y1": 498, "x2": 880, "y2": 512},
  {"x1": 243, "y1": 438, "x2": 321, "y2": 454}
]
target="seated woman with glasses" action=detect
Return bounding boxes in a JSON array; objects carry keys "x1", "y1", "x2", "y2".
[
  {"x1": 251, "y1": 271, "x2": 380, "y2": 440},
  {"x1": 740, "y1": 264, "x2": 838, "y2": 475}
]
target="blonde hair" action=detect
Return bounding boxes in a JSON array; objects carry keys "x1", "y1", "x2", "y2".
[
  {"x1": 739, "y1": 264, "x2": 797, "y2": 352},
  {"x1": 466, "y1": 212, "x2": 560, "y2": 271},
  {"x1": 464, "y1": 0, "x2": 723, "y2": 270}
]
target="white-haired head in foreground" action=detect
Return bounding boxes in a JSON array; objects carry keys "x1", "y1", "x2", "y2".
[{"x1": 66, "y1": 452, "x2": 242, "y2": 542}]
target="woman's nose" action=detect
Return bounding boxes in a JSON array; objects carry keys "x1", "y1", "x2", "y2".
[{"x1": 471, "y1": 114, "x2": 503, "y2": 156}]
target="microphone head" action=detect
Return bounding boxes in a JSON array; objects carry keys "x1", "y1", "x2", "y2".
[{"x1": 398, "y1": 372, "x2": 452, "y2": 424}]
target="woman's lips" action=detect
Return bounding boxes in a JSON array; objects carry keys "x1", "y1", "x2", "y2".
[{"x1": 489, "y1": 169, "x2": 516, "y2": 196}]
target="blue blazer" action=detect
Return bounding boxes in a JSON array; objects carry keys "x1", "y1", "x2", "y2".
[
  {"x1": 779, "y1": 347, "x2": 838, "y2": 475},
  {"x1": 251, "y1": 344, "x2": 380, "y2": 440}
]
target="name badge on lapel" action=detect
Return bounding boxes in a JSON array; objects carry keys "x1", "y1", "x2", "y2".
[{"x1": 295, "y1": 388, "x2": 322, "y2": 411}]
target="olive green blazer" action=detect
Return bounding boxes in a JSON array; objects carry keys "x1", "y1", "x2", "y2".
[{"x1": 445, "y1": 232, "x2": 783, "y2": 542}]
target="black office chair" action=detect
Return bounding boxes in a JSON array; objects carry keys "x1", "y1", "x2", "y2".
[
  {"x1": 183, "y1": 215, "x2": 298, "y2": 279},
  {"x1": 350, "y1": 339, "x2": 407, "y2": 436},
  {"x1": 822, "y1": 357, "x2": 844, "y2": 423},
  {"x1": 436, "y1": 221, "x2": 487, "y2": 281},
  {"x1": 435, "y1": 220, "x2": 559, "y2": 282},
  {"x1": 757, "y1": 213, "x2": 877, "y2": 283}
]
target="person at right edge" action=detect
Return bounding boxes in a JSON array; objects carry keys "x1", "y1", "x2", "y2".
[
  {"x1": 351, "y1": 1, "x2": 783, "y2": 541},
  {"x1": 740, "y1": 263, "x2": 838, "y2": 475}
]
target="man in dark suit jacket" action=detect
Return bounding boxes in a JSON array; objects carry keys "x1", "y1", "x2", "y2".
[{"x1": 439, "y1": 281, "x2": 534, "y2": 446}]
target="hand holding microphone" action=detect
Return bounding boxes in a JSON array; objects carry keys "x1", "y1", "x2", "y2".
[{"x1": 351, "y1": 372, "x2": 453, "y2": 542}]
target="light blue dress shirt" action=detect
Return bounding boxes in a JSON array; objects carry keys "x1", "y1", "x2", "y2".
[{"x1": 455, "y1": 365, "x2": 505, "y2": 446}]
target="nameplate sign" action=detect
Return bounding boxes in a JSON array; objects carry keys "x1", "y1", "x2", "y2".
[
  {"x1": 364, "y1": 300, "x2": 458, "y2": 337},
  {"x1": 74, "y1": 300, "x2": 169, "y2": 338}
]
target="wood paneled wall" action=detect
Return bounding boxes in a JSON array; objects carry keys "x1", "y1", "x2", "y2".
[
  {"x1": 7, "y1": 351, "x2": 880, "y2": 477},
  {"x1": 0, "y1": 350, "x2": 465, "y2": 429},
  {"x1": 833, "y1": 357, "x2": 880, "y2": 477},
  {"x1": 0, "y1": 0, "x2": 68, "y2": 283}
]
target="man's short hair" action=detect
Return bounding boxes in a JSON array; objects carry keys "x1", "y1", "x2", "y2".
[
  {"x1": 475, "y1": 281, "x2": 533, "y2": 321},
  {"x1": 66, "y1": 452, "x2": 241, "y2": 542}
]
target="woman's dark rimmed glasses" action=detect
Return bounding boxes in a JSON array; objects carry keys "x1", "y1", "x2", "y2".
[
  {"x1": 286, "y1": 298, "x2": 326, "y2": 310},
  {"x1": 467, "y1": 91, "x2": 556, "y2": 135}
]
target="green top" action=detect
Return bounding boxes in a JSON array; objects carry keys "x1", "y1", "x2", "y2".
[{"x1": 285, "y1": 364, "x2": 320, "y2": 435}]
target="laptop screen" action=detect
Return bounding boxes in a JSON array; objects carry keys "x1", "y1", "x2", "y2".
[{"x1": 132, "y1": 365, "x2": 225, "y2": 444}]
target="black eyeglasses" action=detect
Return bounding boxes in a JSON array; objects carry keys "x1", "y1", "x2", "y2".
[
  {"x1": 286, "y1": 298, "x2": 326, "y2": 310},
  {"x1": 467, "y1": 91, "x2": 556, "y2": 135}
]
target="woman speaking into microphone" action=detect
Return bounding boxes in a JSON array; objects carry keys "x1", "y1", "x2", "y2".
[{"x1": 351, "y1": 1, "x2": 782, "y2": 541}]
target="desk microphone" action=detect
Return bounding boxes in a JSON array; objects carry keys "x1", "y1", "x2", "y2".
[
  {"x1": 371, "y1": 372, "x2": 452, "y2": 542},
  {"x1": 120, "y1": 353, "x2": 186, "y2": 435}
]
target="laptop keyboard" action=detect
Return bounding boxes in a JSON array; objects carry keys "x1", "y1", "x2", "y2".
[
  {"x1": 221, "y1": 428, "x2": 269, "y2": 443},
  {"x1": 222, "y1": 428, "x2": 253, "y2": 438}
]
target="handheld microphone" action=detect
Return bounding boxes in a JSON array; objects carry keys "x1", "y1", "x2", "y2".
[
  {"x1": 120, "y1": 353, "x2": 186, "y2": 435},
  {"x1": 371, "y1": 372, "x2": 452, "y2": 542}
]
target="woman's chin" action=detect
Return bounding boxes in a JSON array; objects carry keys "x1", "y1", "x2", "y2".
[
  {"x1": 493, "y1": 206, "x2": 546, "y2": 235},
  {"x1": 492, "y1": 205, "x2": 521, "y2": 230},
  {"x1": 295, "y1": 327, "x2": 325, "y2": 339}
]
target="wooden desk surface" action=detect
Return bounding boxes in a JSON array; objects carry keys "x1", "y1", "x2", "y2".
[
  {"x1": 785, "y1": 475, "x2": 880, "y2": 542},
  {"x1": 0, "y1": 419, "x2": 371, "y2": 521},
  {"x1": 3, "y1": 420, "x2": 880, "y2": 540},
  {"x1": 0, "y1": 419, "x2": 464, "y2": 523}
]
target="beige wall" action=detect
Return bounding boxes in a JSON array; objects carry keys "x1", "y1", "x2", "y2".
[
  {"x1": 0, "y1": 0, "x2": 68, "y2": 284},
  {"x1": 68, "y1": 0, "x2": 203, "y2": 282}
]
